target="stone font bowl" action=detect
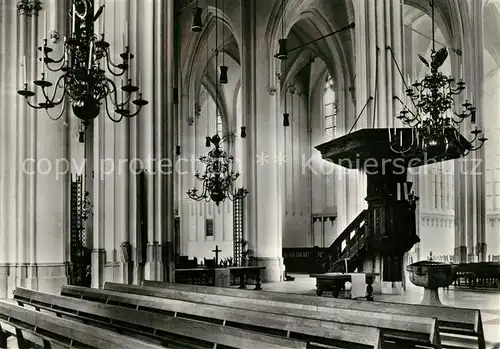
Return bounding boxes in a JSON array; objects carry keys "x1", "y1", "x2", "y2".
[{"x1": 406, "y1": 260, "x2": 457, "y2": 289}]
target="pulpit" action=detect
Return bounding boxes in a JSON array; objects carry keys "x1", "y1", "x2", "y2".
[{"x1": 315, "y1": 128, "x2": 467, "y2": 283}]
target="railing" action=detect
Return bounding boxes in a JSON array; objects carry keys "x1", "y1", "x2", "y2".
[
  {"x1": 282, "y1": 247, "x2": 333, "y2": 273},
  {"x1": 327, "y1": 210, "x2": 367, "y2": 271},
  {"x1": 283, "y1": 210, "x2": 368, "y2": 274}
]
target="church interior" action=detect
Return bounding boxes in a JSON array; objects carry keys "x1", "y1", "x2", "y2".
[{"x1": 0, "y1": 0, "x2": 499, "y2": 348}]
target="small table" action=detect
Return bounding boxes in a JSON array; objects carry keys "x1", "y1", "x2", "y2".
[
  {"x1": 310, "y1": 272, "x2": 378, "y2": 301},
  {"x1": 229, "y1": 266, "x2": 265, "y2": 290}
]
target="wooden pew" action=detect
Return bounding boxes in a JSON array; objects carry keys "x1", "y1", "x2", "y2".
[
  {"x1": 142, "y1": 281, "x2": 486, "y2": 349},
  {"x1": 104, "y1": 282, "x2": 440, "y2": 348},
  {"x1": 59, "y1": 285, "x2": 385, "y2": 349},
  {"x1": 0, "y1": 300, "x2": 165, "y2": 349},
  {"x1": 13, "y1": 287, "x2": 304, "y2": 349}
]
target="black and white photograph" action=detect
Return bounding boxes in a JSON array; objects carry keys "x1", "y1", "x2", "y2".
[{"x1": 0, "y1": 0, "x2": 499, "y2": 347}]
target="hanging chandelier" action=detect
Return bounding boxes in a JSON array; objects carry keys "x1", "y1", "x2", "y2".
[
  {"x1": 17, "y1": 0, "x2": 42, "y2": 16},
  {"x1": 187, "y1": 134, "x2": 248, "y2": 206},
  {"x1": 389, "y1": 1, "x2": 486, "y2": 158},
  {"x1": 17, "y1": 0, "x2": 147, "y2": 124}
]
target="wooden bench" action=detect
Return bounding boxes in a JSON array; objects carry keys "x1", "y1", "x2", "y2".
[
  {"x1": 142, "y1": 281, "x2": 485, "y2": 349},
  {"x1": 60, "y1": 285, "x2": 385, "y2": 349},
  {"x1": 0, "y1": 300, "x2": 165, "y2": 349},
  {"x1": 101, "y1": 283, "x2": 439, "y2": 348},
  {"x1": 13, "y1": 287, "x2": 304, "y2": 349}
]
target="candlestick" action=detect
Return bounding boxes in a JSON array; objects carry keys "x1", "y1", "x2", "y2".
[
  {"x1": 63, "y1": 36, "x2": 68, "y2": 63},
  {"x1": 124, "y1": 20, "x2": 128, "y2": 48},
  {"x1": 88, "y1": 41, "x2": 93, "y2": 69},
  {"x1": 22, "y1": 56, "x2": 26, "y2": 84},
  {"x1": 44, "y1": 11, "x2": 47, "y2": 40},
  {"x1": 40, "y1": 45, "x2": 44, "y2": 74},
  {"x1": 72, "y1": 4, "x2": 75, "y2": 35}
]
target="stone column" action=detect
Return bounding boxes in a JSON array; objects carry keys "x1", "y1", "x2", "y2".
[
  {"x1": 472, "y1": 0, "x2": 486, "y2": 262},
  {"x1": 128, "y1": 0, "x2": 141, "y2": 285},
  {"x1": 354, "y1": 0, "x2": 405, "y2": 294},
  {"x1": 240, "y1": 0, "x2": 283, "y2": 282},
  {"x1": 0, "y1": 0, "x2": 12, "y2": 298},
  {"x1": 91, "y1": 106, "x2": 106, "y2": 289},
  {"x1": 164, "y1": 0, "x2": 175, "y2": 282}
]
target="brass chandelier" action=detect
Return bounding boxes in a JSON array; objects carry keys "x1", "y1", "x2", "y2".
[
  {"x1": 187, "y1": 134, "x2": 248, "y2": 206},
  {"x1": 389, "y1": 1, "x2": 486, "y2": 158},
  {"x1": 17, "y1": 0, "x2": 147, "y2": 124}
]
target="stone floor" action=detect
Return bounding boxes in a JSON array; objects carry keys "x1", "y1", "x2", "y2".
[{"x1": 264, "y1": 274, "x2": 500, "y2": 348}]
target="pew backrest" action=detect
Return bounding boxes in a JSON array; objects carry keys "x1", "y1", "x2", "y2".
[
  {"x1": 60, "y1": 285, "x2": 384, "y2": 349},
  {"x1": 0, "y1": 300, "x2": 164, "y2": 349},
  {"x1": 142, "y1": 280, "x2": 483, "y2": 342},
  {"x1": 14, "y1": 287, "x2": 306, "y2": 349},
  {"x1": 104, "y1": 282, "x2": 440, "y2": 348}
]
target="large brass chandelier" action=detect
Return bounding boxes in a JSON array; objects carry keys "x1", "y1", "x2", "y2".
[
  {"x1": 187, "y1": 134, "x2": 248, "y2": 206},
  {"x1": 389, "y1": 1, "x2": 486, "y2": 158},
  {"x1": 17, "y1": 0, "x2": 147, "y2": 124}
]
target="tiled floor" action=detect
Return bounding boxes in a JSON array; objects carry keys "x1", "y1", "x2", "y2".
[{"x1": 264, "y1": 274, "x2": 500, "y2": 348}]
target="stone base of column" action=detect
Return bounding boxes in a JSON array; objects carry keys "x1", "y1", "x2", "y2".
[
  {"x1": 0, "y1": 263, "x2": 68, "y2": 298},
  {"x1": 454, "y1": 246, "x2": 467, "y2": 263},
  {"x1": 255, "y1": 257, "x2": 283, "y2": 283},
  {"x1": 476, "y1": 242, "x2": 487, "y2": 262},
  {"x1": 32, "y1": 263, "x2": 68, "y2": 294},
  {"x1": 132, "y1": 263, "x2": 144, "y2": 285},
  {"x1": 91, "y1": 249, "x2": 106, "y2": 289},
  {"x1": 119, "y1": 242, "x2": 133, "y2": 284},
  {"x1": 0, "y1": 264, "x2": 8, "y2": 299},
  {"x1": 144, "y1": 242, "x2": 159, "y2": 281},
  {"x1": 162, "y1": 242, "x2": 176, "y2": 282}
]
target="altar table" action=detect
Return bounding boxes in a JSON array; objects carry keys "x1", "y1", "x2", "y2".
[
  {"x1": 175, "y1": 266, "x2": 265, "y2": 290},
  {"x1": 310, "y1": 272, "x2": 379, "y2": 301}
]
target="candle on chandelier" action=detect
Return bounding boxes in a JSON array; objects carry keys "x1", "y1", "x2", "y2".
[
  {"x1": 22, "y1": 55, "x2": 26, "y2": 84},
  {"x1": 124, "y1": 20, "x2": 128, "y2": 49},
  {"x1": 88, "y1": 41, "x2": 93, "y2": 69},
  {"x1": 44, "y1": 11, "x2": 47, "y2": 40},
  {"x1": 138, "y1": 69, "x2": 142, "y2": 89},
  {"x1": 72, "y1": 4, "x2": 75, "y2": 34},
  {"x1": 63, "y1": 36, "x2": 68, "y2": 63},
  {"x1": 460, "y1": 63, "x2": 463, "y2": 80}
]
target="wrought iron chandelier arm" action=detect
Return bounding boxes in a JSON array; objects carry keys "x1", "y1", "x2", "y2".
[
  {"x1": 41, "y1": 74, "x2": 66, "y2": 104},
  {"x1": 44, "y1": 101, "x2": 66, "y2": 121},
  {"x1": 121, "y1": 104, "x2": 145, "y2": 118},
  {"x1": 103, "y1": 94, "x2": 124, "y2": 123},
  {"x1": 103, "y1": 48, "x2": 128, "y2": 75},
  {"x1": 105, "y1": 78, "x2": 130, "y2": 107},
  {"x1": 24, "y1": 98, "x2": 46, "y2": 109}
]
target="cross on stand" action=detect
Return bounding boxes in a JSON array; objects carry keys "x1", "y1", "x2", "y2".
[{"x1": 212, "y1": 245, "x2": 222, "y2": 266}]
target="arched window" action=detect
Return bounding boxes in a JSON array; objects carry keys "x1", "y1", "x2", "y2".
[{"x1": 323, "y1": 75, "x2": 337, "y2": 141}]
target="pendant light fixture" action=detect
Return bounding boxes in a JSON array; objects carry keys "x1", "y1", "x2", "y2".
[
  {"x1": 219, "y1": 0, "x2": 228, "y2": 84},
  {"x1": 276, "y1": 0, "x2": 288, "y2": 60},
  {"x1": 191, "y1": 0, "x2": 203, "y2": 32},
  {"x1": 280, "y1": 2, "x2": 289, "y2": 127}
]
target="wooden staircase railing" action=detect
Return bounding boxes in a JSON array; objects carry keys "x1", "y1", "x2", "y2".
[{"x1": 327, "y1": 210, "x2": 368, "y2": 272}]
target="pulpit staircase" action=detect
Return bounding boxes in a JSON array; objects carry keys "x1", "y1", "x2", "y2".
[{"x1": 326, "y1": 210, "x2": 368, "y2": 273}]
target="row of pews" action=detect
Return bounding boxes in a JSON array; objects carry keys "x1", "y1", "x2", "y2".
[{"x1": 0, "y1": 281, "x2": 487, "y2": 349}]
